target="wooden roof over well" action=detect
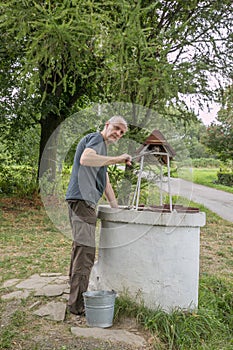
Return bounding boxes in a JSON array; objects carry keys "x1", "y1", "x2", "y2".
[{"x1": 136, "y1": 129, "x2": 176, "y2": 165}]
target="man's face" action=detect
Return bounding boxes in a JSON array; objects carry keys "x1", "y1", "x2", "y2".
[{"x1": 104, "y1": 122, "x2": 127, "y2": 143}]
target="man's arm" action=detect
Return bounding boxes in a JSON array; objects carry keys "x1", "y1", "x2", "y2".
[
  {"x1": 80, "y1": 148, "x2": 131, "y2": 167},
  {"x1": 104, "y1": 173, "x2": 118, "y2": 208}
]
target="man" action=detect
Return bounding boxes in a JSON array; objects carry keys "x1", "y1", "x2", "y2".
[{"x1": 66, "y1": 116, "x2": 131, "y2": 315}]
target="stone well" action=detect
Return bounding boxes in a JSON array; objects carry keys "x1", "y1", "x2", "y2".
[{"x1": 90, "y1": 205, "x2": 206, "y2": 312}]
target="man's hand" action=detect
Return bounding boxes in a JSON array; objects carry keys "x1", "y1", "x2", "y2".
[{"x1": 118, "y1": 153, "x2": 132, "y2": 166}]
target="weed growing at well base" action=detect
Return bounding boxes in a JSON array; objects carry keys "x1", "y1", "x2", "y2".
[{"x1": 115, "y1": 276, "x2": 233, "y2": 349}]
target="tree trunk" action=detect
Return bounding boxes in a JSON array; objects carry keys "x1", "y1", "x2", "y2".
[{"x1": 38, "y1": 113, "x2": 64, "y2": 184}]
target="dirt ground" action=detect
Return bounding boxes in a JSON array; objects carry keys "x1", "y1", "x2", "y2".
[{"x1": 0, "y1": 297, "x2": 154, "y2": 350}]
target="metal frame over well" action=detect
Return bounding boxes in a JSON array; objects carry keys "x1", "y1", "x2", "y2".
[{"x1": 131, "y1": 130, "x2": 176, "y2": 211}]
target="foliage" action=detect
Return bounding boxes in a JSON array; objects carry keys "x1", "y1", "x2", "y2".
[
  {"x1": 107, "y1": 165, "x2": 126, "y2": 195},
  {"x1": 190, "y1": 158, "x2": 221, "y2": 168},
  {"x1": 0, "y1": 0, "x2": 105, "y2": 105},
  {"x1": 1, "y1": 0, "x2": 233, "y2": 180},
  {"x1": 2, "y1": 0, "x2": 233, "y2": 112},
  {"x1": 0, "y1": 124, "x2": 40, "y2": 195},
  {"x1": 217, "y1": 172, "x2": 233, "y2": 186},
  {"x1": 0, "y1": 124, "x2": 40, "y2": 167},
  {"x1": 176, "y1": 120, "x2": 210, "y2": 159},
  {"x1": 175, "y1": 157, "x2": 221, "y2": 169},
  {"x1": 107, "y1": 163, "x2": 149, "y2": 206},
  {"x1": 101, "y1": 0, "x2": 233, "y2": 117},
  {"x1": 203, "y1": 85, "x2": 233, "y2": 162},
  {"x1": 0, "y1": 0, "x2": 112, "y2": 178},
  {"x1": 0, "y1": 164, "x2": 38, "y2": 195}
]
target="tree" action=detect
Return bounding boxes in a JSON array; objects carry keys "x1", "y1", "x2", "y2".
[
  {"x1": 170, "y1": 118, "x2": 209, "y2": 159},
  {"x1": 203, "y1": 84, "x2": 233, "y2": 163},
  {"x1": 1, "y1": 0, "x2": 108, "y2": 179},
  {"x1": 1, "y1": 0, "x2": 233, "y2": 181},
  {"x1": 100, "y1": 1, "x2": 233, "y2": 117}
]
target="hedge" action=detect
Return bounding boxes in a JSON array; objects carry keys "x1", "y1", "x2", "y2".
[
  {"x1": 217, "y1": 172, "x2": 233, "y2": 187},
  {"x1": 0, "y1": 165, "x2": 37, "y2": 195}
]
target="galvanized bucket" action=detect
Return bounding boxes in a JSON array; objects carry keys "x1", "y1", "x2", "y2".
[{"x1": 83, "y1": 290, "x2": 116, "y2": 328}]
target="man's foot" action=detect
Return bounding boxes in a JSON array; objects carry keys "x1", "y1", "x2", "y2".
[
  {"x1": 75, "y1": 314, "x2": 86, "y2": 325},
  {"x1": 67, "y1": 305, "x2": 85, "y2": 316},
  {"x1": 77, "y1": 310, "x2": 85, "y2": 316},
  {"x1": 67, "y1": 311, "x2": 86, "y2": 325}
]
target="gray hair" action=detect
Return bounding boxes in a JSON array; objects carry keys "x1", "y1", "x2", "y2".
[{"x1": 108, "y1": 116, "x2": 128, "y2": 131}]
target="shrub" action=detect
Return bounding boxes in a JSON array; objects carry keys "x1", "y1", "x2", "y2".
[
  {"x1": 0, "y1": 164, "x2": 37, "y2": 195},
  {"x1": 217, "y1": 172, "x2": 233, "y2": 186},
  {"x1": 191, "y1": 158, "x2": 221, "y2": 168}
]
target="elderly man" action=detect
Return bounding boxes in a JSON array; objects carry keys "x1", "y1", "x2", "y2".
[{"x1": 66, "y1": 116, "x2": 131, "y2": 315}]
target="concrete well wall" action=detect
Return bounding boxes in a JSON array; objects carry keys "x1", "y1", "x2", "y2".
[{"x1": 90, "y1": 205, "x2": 206, "y2": 312}]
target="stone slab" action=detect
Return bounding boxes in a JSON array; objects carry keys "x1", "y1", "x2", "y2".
[
  {"x1": 33, "y1": 301, "x2": 67, "y2": 321},
  {"x1": 71, "y1": 327, "x2": 146, "y2": 347},
  {"x1": 16, "y1": 274, "x2": 58, "y2": 290},
  {"x1": 1, "y1": 290, "x2": 30, "y2": 300},
  {"x1": 1, "y1": 278, "x2": 21, "y2": 288},
  {"x1": 34, "y1": 284, "x2": 68, "y2": 297},
  {"x1": 53, "y1": 276, "x2": 69, "y2": 284},
  {"x1": 63, "y1": 288, "x2": 70, "y2": 294}
]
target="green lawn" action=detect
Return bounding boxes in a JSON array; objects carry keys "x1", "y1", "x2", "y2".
[{"x1": 178, "y1": 167, "x2": 233, "y2": 193}]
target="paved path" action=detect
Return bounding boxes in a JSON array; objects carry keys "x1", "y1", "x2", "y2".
[{"x1": 164, "y1": 178, "x2": 233, "y2": 223}]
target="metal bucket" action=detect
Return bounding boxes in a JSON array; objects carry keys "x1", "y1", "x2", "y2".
[{"x1": 83, "y1": 290, "x2": 116, "y2": 328}]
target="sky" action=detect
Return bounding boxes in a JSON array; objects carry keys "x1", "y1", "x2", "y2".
[
  {"x1": 181, "y1": 92, "x2": 221, "y2": 126},
  {"x1": 197, "y1": 102, "x2": 220, "y2": 125}
]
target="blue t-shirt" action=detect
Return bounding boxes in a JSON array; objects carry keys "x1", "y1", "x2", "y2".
[{"x1": 66, "y1": 132, "x2": 107, "y2": 205}]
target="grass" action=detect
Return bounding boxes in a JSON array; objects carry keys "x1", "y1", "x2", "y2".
[
  {"x1": 115, "y1": 279, "x2": 233, "y2": 350},
  {"x1": 0, "y1": 197, "x2": 70, "y2": 282},
  {"x1": 178, "y1": 167, "x2": 233, "y2": 193},
  {"x1": 0, "y1": 195, "x2": 233, "y2": 349}
]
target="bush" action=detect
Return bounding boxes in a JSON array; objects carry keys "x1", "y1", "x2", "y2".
[
  {"x1": 0, "y1": 164, "x2": 38, "y2": 195},
  {"x1": 217, "y1": 172, "x2": 233, "y2": 186},
  {"x1": 191, "y1": 158, "x2": 221, "y2": 168}
]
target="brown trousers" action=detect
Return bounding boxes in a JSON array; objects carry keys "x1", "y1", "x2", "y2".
[{"x1": 67, "y1": 200, "x2": 96, "y2": 315}]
